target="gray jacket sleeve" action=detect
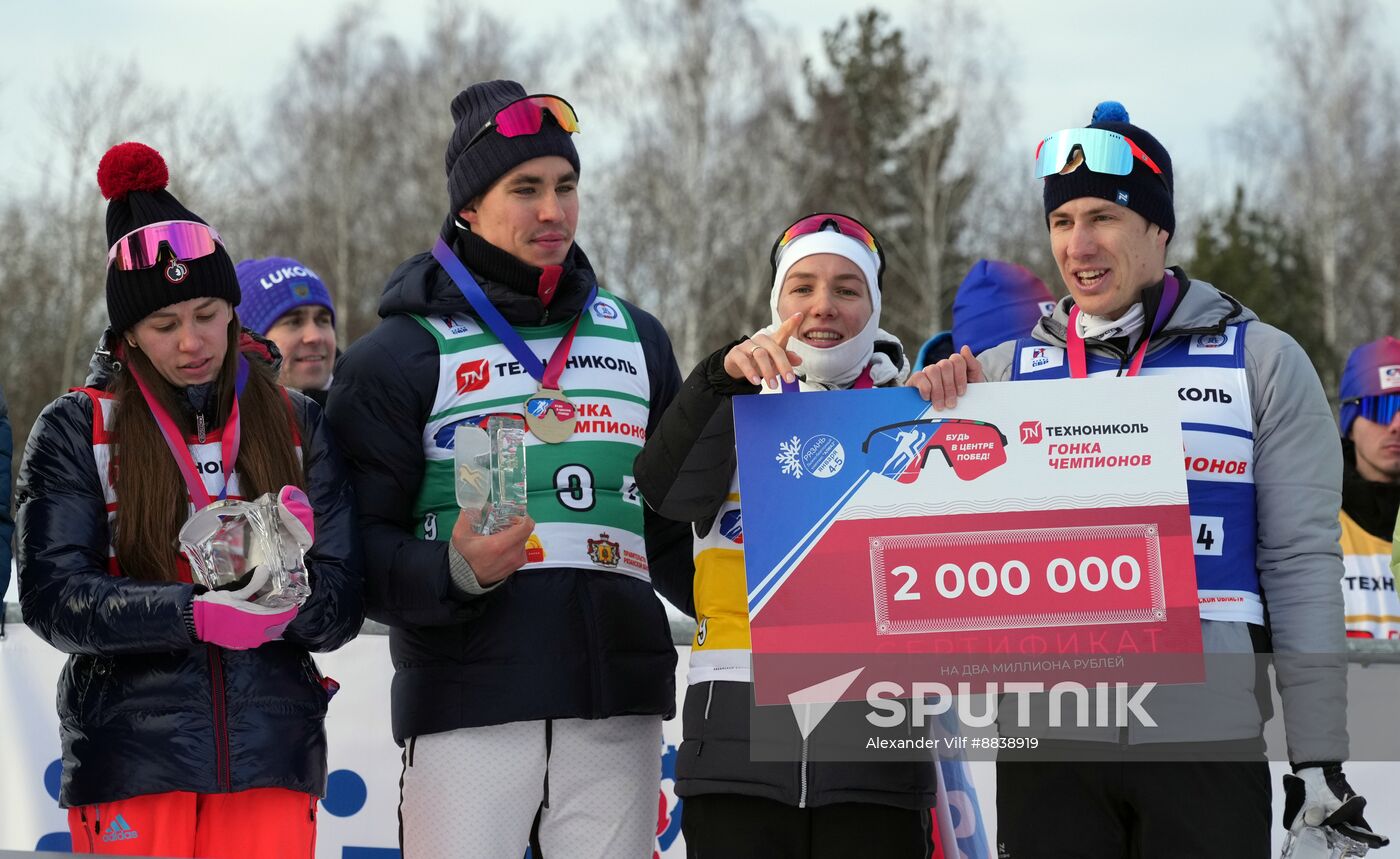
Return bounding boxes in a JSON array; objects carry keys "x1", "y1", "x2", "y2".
[
  {"x1": 1245, "y1": 322, "x2": 1348, "y2": 764},
  {"x1": 975, "y1": 341, "x2": 1017, "y2": 383}
]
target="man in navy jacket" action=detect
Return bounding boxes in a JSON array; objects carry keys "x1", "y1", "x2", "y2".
[{"x1": 327, "y1": 80, "x2": 690, "y2": 858}]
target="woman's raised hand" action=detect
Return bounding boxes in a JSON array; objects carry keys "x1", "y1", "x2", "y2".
[{"x1": 724, "y1": 312, "x2": 804, "y2": 389}]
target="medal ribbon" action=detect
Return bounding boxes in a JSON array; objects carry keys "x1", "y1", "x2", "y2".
[
  {"x1": 779, "y1": 364, "x2": 875, "y2": 393},
  {"x1": 433, "y1": 238, "x2": 596, "y2": 390},
  {"x1": 1065, "y1": 274, "x2": 1181, "y2": 379},
  {"x1": 129, "y1": 352, "x2": 249, "y2": 509}
]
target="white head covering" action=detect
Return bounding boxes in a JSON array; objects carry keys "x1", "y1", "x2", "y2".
[{"x1": 766, "y1": 229, "x2": 895, "y2": 387}]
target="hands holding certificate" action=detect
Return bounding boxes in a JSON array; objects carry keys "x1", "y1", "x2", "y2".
[
  {"x1": 724, "y1": 312, "x2": 804, "y2": 388},
  {"x1": 906, "y1": 345, "x2": 985, "y2": 409}
]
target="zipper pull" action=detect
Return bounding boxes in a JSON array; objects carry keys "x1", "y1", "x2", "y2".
[{"x1": 197, "y1": 413, "x2": 206, "y2": 444}]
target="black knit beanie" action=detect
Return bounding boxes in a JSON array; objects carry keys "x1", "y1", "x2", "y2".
[
  {"x1": 444, "y1": 80, "x2": 581, "y2": 216},
  {"x1": 99, "y1": 142, "x2": 240, "y2": 335},
  {"x1": 1043, "y1": 101, "x2": 1175, "y2": 239}
]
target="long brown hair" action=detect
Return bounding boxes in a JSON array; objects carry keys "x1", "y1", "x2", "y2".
[{"x1": 110, "y1": 315, "x2": 306, "y2": 582}]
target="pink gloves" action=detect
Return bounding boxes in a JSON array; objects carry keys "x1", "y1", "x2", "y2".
[
  {"x1": 278, "y1": 485, "x2": 315, "y2": 547},
  {"x1": 192, "y1": 592, "x2": 298, "y2": 650}
]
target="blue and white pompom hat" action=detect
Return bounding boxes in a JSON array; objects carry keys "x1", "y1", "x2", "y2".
[{"x1": 1041, "y1": 101, "x2": 1176, "y2": 240}]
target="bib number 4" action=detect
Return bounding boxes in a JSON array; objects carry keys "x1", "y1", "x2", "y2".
[
  {"x1": 1192, "y1": 517, "x2": 1226, "y2": 559},
  {"x1": 1191, "y1": 516, "x2": 1224, "y2": 556}
]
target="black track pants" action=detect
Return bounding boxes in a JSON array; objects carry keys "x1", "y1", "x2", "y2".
[
  {"x1": 996, "y1": 746, "x2": 1271, "y2": 858},
  {"x1": 682, "y1": 793, "x2": 933, "y2": 859}
]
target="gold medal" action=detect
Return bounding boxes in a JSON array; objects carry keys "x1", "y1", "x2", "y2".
[{"x1": 524, "y1": 387, "x2": 577, "y2": 443}]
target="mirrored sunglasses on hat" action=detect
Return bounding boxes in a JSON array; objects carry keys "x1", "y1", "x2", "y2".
[
  {"x1": 1345, "y1": 394, "x2": 1400, "y2": 425},
  {"x1": 107, "y1": 220, "x2": 224, "y2": 271},
  {"x1": 1034, "y1": 127, "x2": 1164, "y2": 180},
  {"x1": 770, "y1": 212, "x2": 886, "y2": 280},
  {"x1": 463, "y1": 94, "x2": 580, "y2": 154}
]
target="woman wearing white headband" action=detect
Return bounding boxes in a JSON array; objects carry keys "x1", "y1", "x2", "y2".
[{"x1": 636, "y1": 214, "x2": 934, "y2": 857}]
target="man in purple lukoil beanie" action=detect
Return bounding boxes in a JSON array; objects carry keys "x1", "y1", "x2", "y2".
[
  {"x1": 235, "y1": 257, "x2": 337, "y2": 400},
  {"x1": 910, "y1": 101, "x2": 1386, "y2": 856}
]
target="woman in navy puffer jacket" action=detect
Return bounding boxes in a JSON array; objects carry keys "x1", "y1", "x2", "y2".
[{"x1": 16, "y1": 142, "x2": 362, "y2": 857}]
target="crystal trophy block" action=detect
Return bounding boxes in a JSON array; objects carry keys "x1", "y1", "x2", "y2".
[
  {"x1": 178, "y1": 493, "x2": 312, "y2": 609},
  {"x1": 1280, "y1": 826, "x2": 1378, "y2": 859},
  {"x1": 485, "y1": 415, "x2": 528, "y2": 533},
  {"x1": 454, "y1": 424, "x2": 492, "y2": 526}
]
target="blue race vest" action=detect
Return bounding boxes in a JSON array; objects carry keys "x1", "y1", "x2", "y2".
[{"x1": 1011, "y1": 324, "x2": 1261, "y2": 624}]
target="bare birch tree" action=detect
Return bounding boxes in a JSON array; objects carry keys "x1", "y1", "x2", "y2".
[
  {"x1": 1, "y1": 63, "x2": 237, "y2": 451},
  {"x1": 792, "y1": 5, "x2": 1022, "y2": 351},
  {"x1": 912, "y1": 0, "x2": 1056, "y2": 297},
  {"x1": 1244, "y1": 0, "x2": 1400, "y2": 361},
  {"x1": 230, "y1": 1, "x2": 531, "y2": 341},
  {"x1": 36, "y1": 64, "x2": 177, "y2": 392},
  {"x1": 574, "y1": 0, "x2": 803, "y2": 368}
]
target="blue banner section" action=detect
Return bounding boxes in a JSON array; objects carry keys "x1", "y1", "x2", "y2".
[
  {"x1": 934, "y1": 709, "x2": 992, "y2": 859},
  {"x1": 732, "y1": 387, "x2": 932, "y2": 610}
]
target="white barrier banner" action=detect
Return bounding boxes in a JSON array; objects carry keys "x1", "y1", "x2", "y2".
[{"x1": 0, "y1": 628, "x2": 689, "y2": 857}]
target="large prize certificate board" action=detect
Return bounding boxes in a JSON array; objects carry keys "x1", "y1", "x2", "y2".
[{"x1": 733, "y1": 377, "x2": 1204, "y2": 705}]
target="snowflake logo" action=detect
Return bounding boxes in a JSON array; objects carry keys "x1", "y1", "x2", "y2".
[{"x1": 776, "y1": 435, "x2": 803, "y2": 478}]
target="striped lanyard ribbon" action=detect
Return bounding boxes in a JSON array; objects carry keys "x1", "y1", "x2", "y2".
[
  {"x1": 129, "y1": 353, "x2": 249, "y2": 509},
  {"x1": 432, "y1": 238, "x2": 596, "y2": 390},
  {"x1": 1065, "y1": 274, "x2": 1180, "y2": 379}
]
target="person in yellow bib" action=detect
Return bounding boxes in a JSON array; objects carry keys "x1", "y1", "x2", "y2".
[
  {"x1": 1337, "y1": 337, "x2": 1400, "y2": 639},
  {"x1": 636, "y1": 213, "x2": 937, "y2": 858}
]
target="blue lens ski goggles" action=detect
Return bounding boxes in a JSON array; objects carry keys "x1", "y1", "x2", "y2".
[
  {"x1": 1034, "y1": 127, "x2": 1164, "y2": 179},
  {"x1": 1345, "y1": 394, "x2": 1400, "y2": 425}
]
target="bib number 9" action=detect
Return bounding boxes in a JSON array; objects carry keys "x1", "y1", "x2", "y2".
[{"x1": 554, "y1": 464, "x2": 596, "y2": 511}]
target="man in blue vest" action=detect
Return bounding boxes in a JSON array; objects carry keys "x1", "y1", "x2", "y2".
[
  {"x1": 908, "y1": 103, "x2": 1385, "y2": 856},
  {"x1": 326, "y1": 80, "x2": 690, "y2": 858}
]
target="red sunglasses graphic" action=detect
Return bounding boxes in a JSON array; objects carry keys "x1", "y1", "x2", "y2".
[{"x1": 862, "y1": 419, "x2": 1008, "y2": 483}]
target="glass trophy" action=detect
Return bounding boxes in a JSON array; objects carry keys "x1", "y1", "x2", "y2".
[
  {"x1": 486, "y1": 415, "x2": 528, "y2": 533},
  {"x1": 1280, "y1": 826, "x2": 1378, "y2": 858},
  {"x1": 178, "y1": 493, "x2": 312, "y2": 609},
  {"x1": 454, "y1": 424, "x2": 492, "y2": 526}
]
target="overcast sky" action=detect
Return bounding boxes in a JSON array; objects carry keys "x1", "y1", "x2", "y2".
[{"x1": 4, "y1": 0, "x2": 1398, "y2": 208}]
